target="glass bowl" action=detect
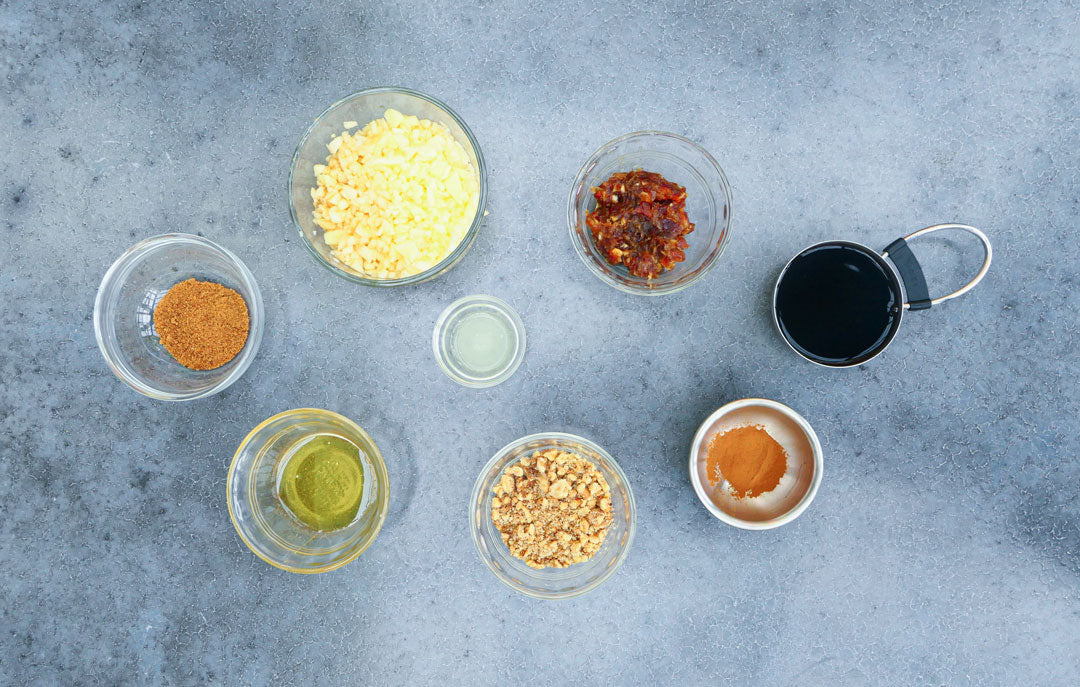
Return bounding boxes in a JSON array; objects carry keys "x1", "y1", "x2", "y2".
[
  {"x1": 432, "y1": 294, "x2": 526, "y2": 388},
  {"x1": 567, "y1": 131, "x2": 733, "y2": 295},
  {"x1": 227, "y1": 408, "x2": 390, "y2": 574},
  {"x1": 288, "y1": 86, "x2": 488, "y2": 286},
  {"x1": 93, "y1": 233, "x2": 264, "y2": 401},
  {"x1": 469, "y1": 432, "x2": 636, "y2": 599}
]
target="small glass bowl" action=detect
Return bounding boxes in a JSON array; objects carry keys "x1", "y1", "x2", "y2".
[
  {"x1": 227, "y1": 409, "x2": 390, "y2": 574},
  {"x1": 433, "y1": 294, "x2": 526, "y2": 388},
  {"x1": 288, "y1": 86, "x2": 488, "y2": 286},
  {"x1": 567, "y1": 131, "x2": 733, "y2": 295},
  {"x1": 93, "y1": 233, "x2": 264, "y2": 401},
  {"x1": 469, "y1": 432, "x2": 636, "y2": 599}
]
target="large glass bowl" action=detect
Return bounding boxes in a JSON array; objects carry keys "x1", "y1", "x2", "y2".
[
  {"x1": 288, "y1": 87, "x2": 488, "y2": 286},
  {"x1": 567, "y1": 131, "x2": 732, "y2": 295},
  {"x1": 470, "y1": 432, "x2": 636, "y2": 599},
  {"x1": 227, "y1": 409, "x2": 390, "y2": 574},
  {"x1": 93, "y1": 233, "x2": 264, "y2": 401}
]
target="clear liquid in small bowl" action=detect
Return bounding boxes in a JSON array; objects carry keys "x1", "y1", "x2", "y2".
[
  {"x1": 449, "y1": 310, "x2": 514, "y2": 375},
  {"x1": 435, "y1": 295, "x2": 524, "y2": 387}
]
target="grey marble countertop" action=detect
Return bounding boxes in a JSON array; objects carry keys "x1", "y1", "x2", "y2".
[{"x1": 3, "y1": 1, "x2": 1078, "y2": 685}]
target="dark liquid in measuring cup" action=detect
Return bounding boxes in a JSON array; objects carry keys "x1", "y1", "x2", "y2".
[{"x1": 775, "y1": 243, "x2": 901, "y2": 365}]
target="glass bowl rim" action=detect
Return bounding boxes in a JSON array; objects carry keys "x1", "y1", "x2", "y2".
[
  {"x1": 431, "y1": 294, "x2": 527, "y2": 388},
  {"x1": 469, "y1": 431, "x2": 637, "y2": 599},
  {"x1": 288, "y1": 86, "x2": 489, "y2": 287},
  {"x1": 226, "y1": 407, "x2": 391, "y2": 574},
  {"x1": 687, "y1": 397, "x2": 824, "y2": 530},
  {"x1": 92, "y1": 232, "x2": 265, "y2": 401},
  {"x1": 566, "y1": 129, "x2": 733, "y2": 296}
]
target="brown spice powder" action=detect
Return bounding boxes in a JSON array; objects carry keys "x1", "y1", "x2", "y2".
[
  {"x1": 154, "y1": 279, "x2": 249, "y2": 370},
  {"x1": 706, "y1": 425, "x2": 787, "y2": 498}
]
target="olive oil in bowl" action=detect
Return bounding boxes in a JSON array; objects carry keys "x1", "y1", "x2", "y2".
[
  {"x1": 227, "y1": 408, "x2": 389, "y2": 573},
  {"x1": 277, "y1": 434, "x2": 367, "y2": 532}
]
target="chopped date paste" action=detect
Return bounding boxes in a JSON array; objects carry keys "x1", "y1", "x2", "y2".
[{"x1": 586, "y1": 170, "x2": 694, "y2": 279}]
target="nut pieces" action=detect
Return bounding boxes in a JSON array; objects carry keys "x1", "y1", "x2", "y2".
[{"x1": 491, "y1": 450, "x2": 614, "y2": 569}]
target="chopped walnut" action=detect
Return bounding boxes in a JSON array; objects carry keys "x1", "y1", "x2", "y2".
[{"x1": 490, "y1": 449, "x2": 614, "y2": 569}]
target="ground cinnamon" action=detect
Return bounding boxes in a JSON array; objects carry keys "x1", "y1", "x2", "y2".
[
  {"x1": 154, "y1": 278, "x2": 249, "y2": 370},
  {"x1": 706, "y1": 425, "x2": 787, "y2": 498}
]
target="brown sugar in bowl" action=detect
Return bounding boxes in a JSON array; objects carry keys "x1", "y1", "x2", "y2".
[
  {"x1": 93, "y1": 233, "x2": 264, "y2": 401},
  {"x1": 154, "y1": 278, "x2": 250, "y2": 370}
]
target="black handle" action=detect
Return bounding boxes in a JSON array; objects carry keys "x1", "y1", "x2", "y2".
[
  {"x1": 883, "y1": 224, "x2": 993, "y2": 310},
  {"x1": 883, "y1": 237, "x2": 931, "y2": 311}
]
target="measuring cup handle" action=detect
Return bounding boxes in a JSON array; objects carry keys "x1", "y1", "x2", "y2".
[{"x1": 882, "y1": 224, "x2": 992, "y2": 310}]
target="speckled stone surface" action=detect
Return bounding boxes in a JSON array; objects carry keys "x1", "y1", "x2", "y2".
[{"x1": 2, "y1": 1, "x2": 1078, "y2": 684}]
